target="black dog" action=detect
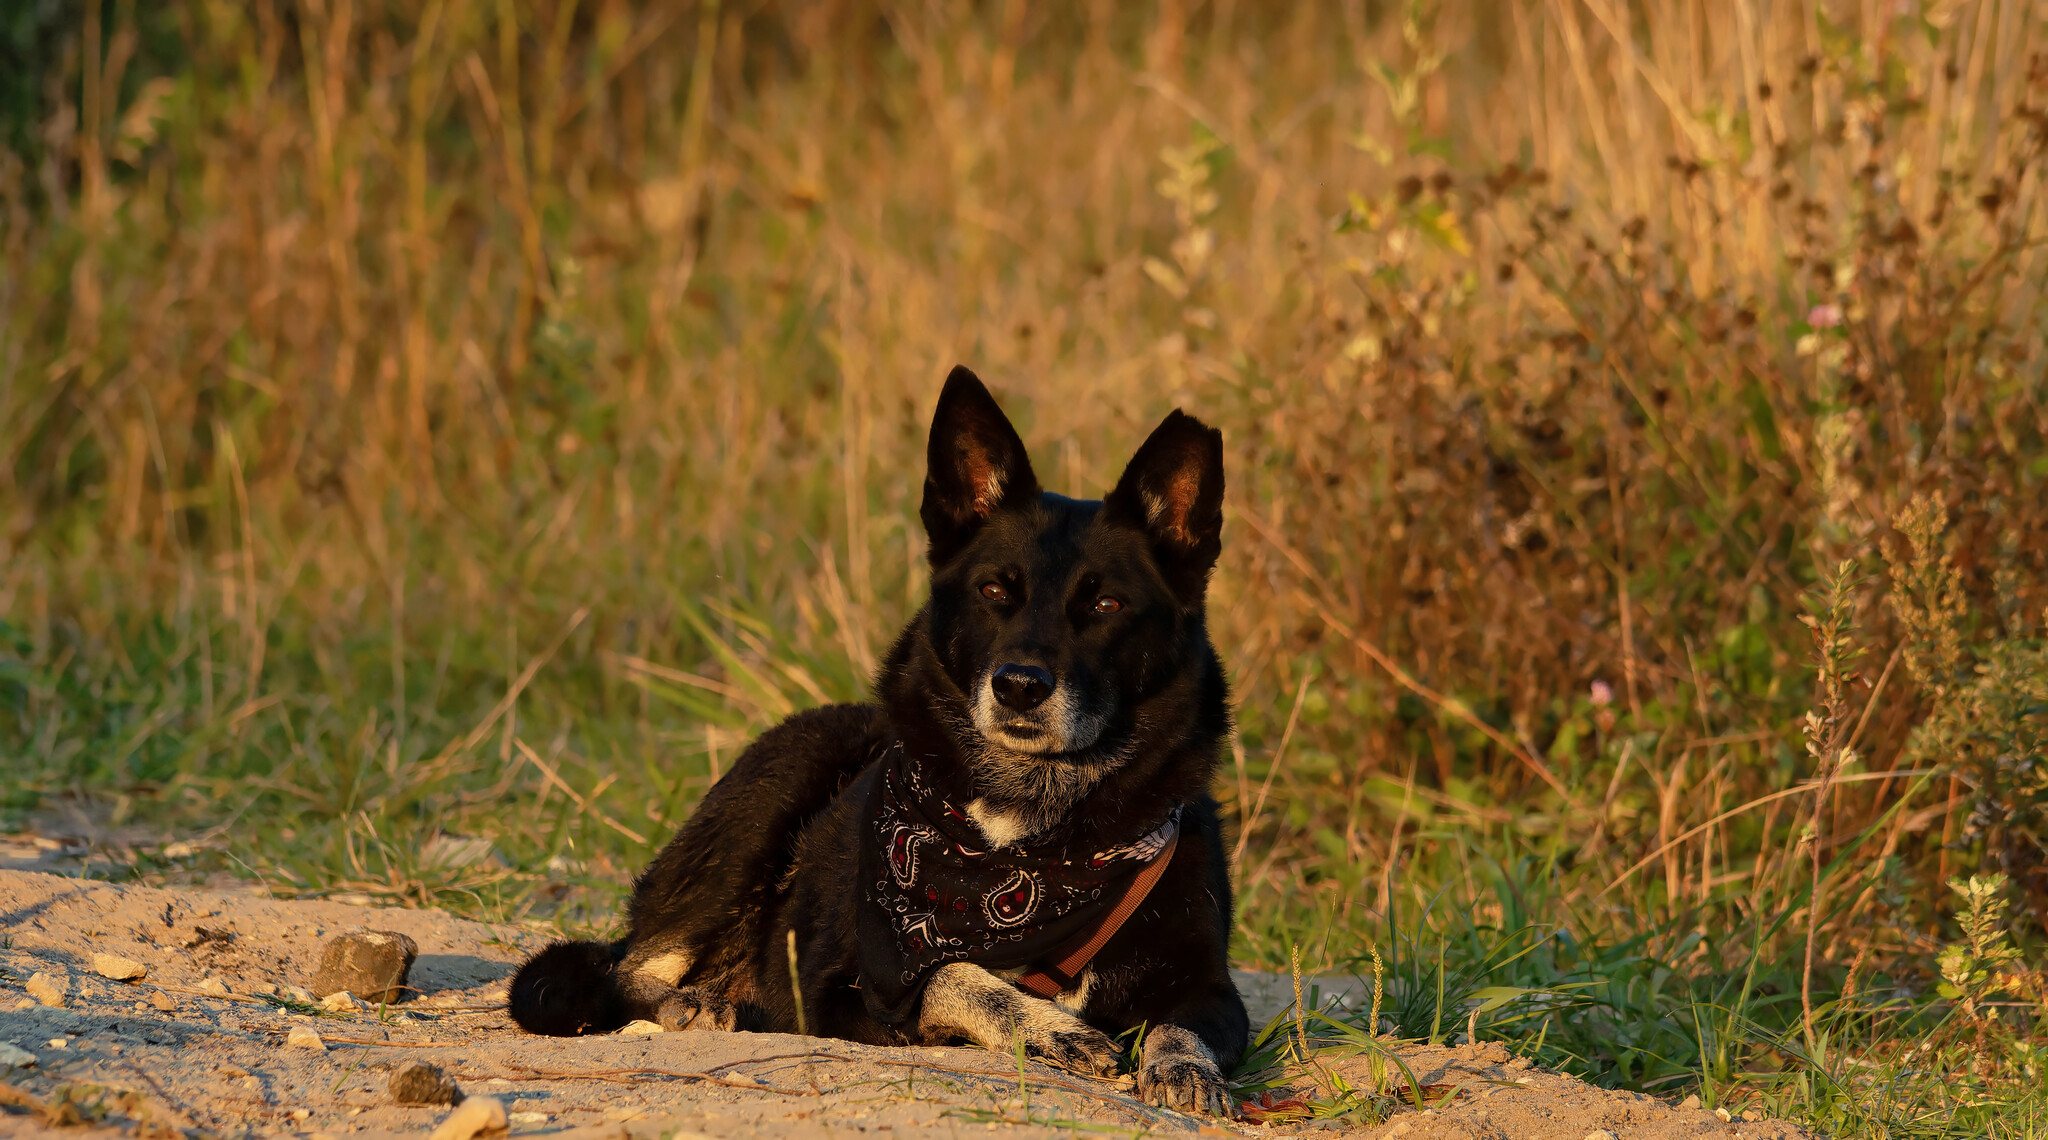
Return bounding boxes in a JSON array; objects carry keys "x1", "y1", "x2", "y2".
[{"x1": 509, "y1": 367, "x2": 1247, "y2": 1114}]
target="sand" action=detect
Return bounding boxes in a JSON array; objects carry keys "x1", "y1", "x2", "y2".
[{"x1": 0, "y1": 868, "x2": 1810, "y2": 1139}]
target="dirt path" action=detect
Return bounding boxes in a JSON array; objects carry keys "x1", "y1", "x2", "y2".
[{"x1": 0, "y1": 870, "x2": 1807, "y2": 1139}]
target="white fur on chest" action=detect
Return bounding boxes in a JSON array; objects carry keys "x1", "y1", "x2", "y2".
[{"x1": 966, "y1": 798, "x2": 1041, "y2": 849}]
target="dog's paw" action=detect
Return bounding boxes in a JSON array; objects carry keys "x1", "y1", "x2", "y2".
[
  {"x1": 1137, "y1": 1054, "x2": 1232, "y2": 1116},
  {"x1": 654, "y1": 987, "x2": 739, "y2": 1032},
  {"x1": 1022, "y1": 1017, "x2": 1122, "y2": 1080}
]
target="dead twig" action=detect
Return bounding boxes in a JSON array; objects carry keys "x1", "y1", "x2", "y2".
[
  {"x1": 469, "y1": 1061, "x2": 811, "y2": 1094},
  {"x1": 320, "y1": 1035, "x2": 473, "y2": 1048}
]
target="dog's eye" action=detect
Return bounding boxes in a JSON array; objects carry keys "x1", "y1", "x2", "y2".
[
  {"x1": 979, "y1": 582, "x2": 1010, "y2": 603},
  {"x1": 1093, "y1": 596, "x2": 1123, "y2": 615}
]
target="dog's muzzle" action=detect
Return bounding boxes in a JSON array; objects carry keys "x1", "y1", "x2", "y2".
[{"x1": 973, "y1": 663, "x2": 1100, "y2": 754}]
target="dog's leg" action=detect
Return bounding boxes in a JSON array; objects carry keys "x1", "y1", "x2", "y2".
[
  {"x1": 917, "y1": 962, "x2": 1119, "y2": 1078},
  {"x1": 614, "y1": 944, "x2": 742, "y2": 1032},
  {"x1": 1136, "y1": 1023, "x2": 1231, "y2": 1116}
]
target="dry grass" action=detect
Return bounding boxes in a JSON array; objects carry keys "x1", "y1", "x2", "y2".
[{"x1": 3, "y1": 1, "x2": 2047, "y2": 1129}]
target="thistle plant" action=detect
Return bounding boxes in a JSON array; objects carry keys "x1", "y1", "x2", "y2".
[
  {"x1": 1887, "y1": 499, "x2": 2048, "y2": 929},
  {"x1": 1885, "y1": 495, "x2": 1967, "y2": 698},
  {"x1": 1798, "y1": 559, "x2": 1863, "y2": 1048},
  {"x1": 1938, "y1": 874, "x2": 2025, "y2": 1051}
]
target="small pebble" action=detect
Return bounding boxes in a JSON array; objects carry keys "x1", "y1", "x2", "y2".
[
  {"x1": 196, "y1": 977, "x2": 230, "y2": 996},
  {"x1": 91, "y1": 953, "x2": 147, "y2": 982},
  {"x1": 149, "y1": 990, "x2": 178, "y2": 1012},
  {"x1": 25, "y1": 972, "x2": 67, "y2": 1007},
  {"x1": 426, "y1": 1094, "x2": 505, "y2": 1140},
  {"x1": 321, "y1": 991, "x2": 367, "y2": 1014},
  {"x1": 1681, "y1": 1094, "x2": 1703, "y2": 1109},
  {"x1": 286, "y1": 1025, "x2": 326, "y2": 1050},
  {"x1": 0, "y1": 1043, "x2": 35, "y2": 1068},
  {"x1": 1716, "y1": 1107, "x2": 1733, "y2": 1121},
  {"x1": 1583, "y1": 1131, "x2": 1620, "y2": 1140},
  {"x1": 284, "y1": 985, "x2": 317, "y2": 1004},
  {"x1": 290, "y1": 1108, "x2": 311, "y2": 1121},
  {"x1": 616, "y1": 1020, "x2": 665, "y2": 1035},
  {"x1": 391, "y1": 1059, "x2": 464, "y2": 1106},
  {"x1": 45, "y1": 1038, "x2": 68, "y2": 1049},
  {"x1": 509, "y1": 1112, "x2": 547, "y2": 1124}
]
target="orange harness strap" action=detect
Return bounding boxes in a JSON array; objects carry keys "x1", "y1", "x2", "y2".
[{"x1": 1015, "y1": 832, "x2": 1180, "y2": 1000}]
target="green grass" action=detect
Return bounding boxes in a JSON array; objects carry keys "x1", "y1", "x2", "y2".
[{"x1": 5, "y1": 1, "x2": 2048, "y2": 1136}]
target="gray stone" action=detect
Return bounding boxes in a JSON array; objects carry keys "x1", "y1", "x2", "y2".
[
  {"x1": 310, "y1": 928, "x2": 419, "y2": 1004},
  {"x1": 391, "y1": 1059, "x2": 464, "y2": 1106}
]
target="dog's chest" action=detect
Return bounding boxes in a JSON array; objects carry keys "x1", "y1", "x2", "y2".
[{"x1": 965, "y1": 798, "x2": 1040, "y2": 849}]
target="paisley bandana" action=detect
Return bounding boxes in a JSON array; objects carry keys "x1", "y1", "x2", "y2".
[{"x1": 855, "y1": 744, "x2": 1179, "y2": 1026}]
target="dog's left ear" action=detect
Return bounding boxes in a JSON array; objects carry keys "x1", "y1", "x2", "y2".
[{"x1": 1105, "y1": 410, "x2": 1225, "y2": 603}]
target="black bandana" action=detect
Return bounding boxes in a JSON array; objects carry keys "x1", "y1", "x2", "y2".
[{"x1": 855, "y1": 744, "x2": 1179, "y2": 1025}]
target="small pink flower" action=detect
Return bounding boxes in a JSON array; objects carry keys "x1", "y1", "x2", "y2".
[
  {"x1": 1808, "y1": 303, "x2": 1843, "y2": 329},
  {"x1": 1590, "y1": 680, "x2": 1614, "y2": 708}
]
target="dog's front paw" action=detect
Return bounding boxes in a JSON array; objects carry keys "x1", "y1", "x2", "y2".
[
  {"x1": 1137, "y1": 1026, "x2": 1232, "y2": 1116},
  {"x1": 1024, "y1": 1018, "x2": 1122, "y2": 1079},
  {"x1": 654, "y1": 987, "x2": 739, "y2": 1032},
  {"x1": 1137, "y1": 1054, "x2": 1231, "y2": 1116}
]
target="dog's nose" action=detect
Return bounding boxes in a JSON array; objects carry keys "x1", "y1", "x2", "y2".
[{"x1": 990, "y1": 664, "x2": 1055, "y2": 712}]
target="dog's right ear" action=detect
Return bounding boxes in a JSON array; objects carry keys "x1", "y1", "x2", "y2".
[{"x1": 920, "y1": 366, "x2": 1039, "y2": 565}]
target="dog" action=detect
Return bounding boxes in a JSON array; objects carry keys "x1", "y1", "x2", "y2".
[{"x1": 508, "y1": 367, "x2": 1248, "y2": 1114}]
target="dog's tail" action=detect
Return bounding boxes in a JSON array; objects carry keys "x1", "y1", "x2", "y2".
[{"x1": 507, "y1": 940, "x2": 629, "y2": 1036}]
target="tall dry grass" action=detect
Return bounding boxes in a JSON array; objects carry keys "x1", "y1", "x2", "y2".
[{"x1": 3, "y1": 0, "x2": 2046, "y2": 1066}]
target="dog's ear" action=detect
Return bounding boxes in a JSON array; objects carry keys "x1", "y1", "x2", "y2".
[
  {"x1": 921, "y1": 366, "x2": 1040, "y2": 564},
  {"x1": 1104, "y1": 410, "x2": 1225, "y2": 603}
]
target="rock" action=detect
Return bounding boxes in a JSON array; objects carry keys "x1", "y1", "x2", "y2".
[
  {"x1": 321, "y1": 991, "x2": 368, "y2": 1013},
  {"x1": 426, "y1": 1094, "x2": 505, "y2": 1140},
  {"x1": 1583, "y1": 1132, "x2": 1620, "y2": 1140},
  {"x1": 24, "y1": 972, "x2": 66, "y2": 1007},
  {"x1": 508, "y1": 1111, "x2": 547, "y2": 1125},
  {"x1": 286, "y1": 1025, "x2": 326, "y2": 1050},
  {"x1": 1715, "y1": 1106, "x2": 1733, "y2": 1121},
  {"x1": 284, "y1": 985, "x2": 317, "y2": 1004},
  {"x1": 149, "y1": 990, "x2": 178, "y2": 1012},
  {"x1": 1680, "y1": 1093, "x2": 1703, "y2": 1109},
  {"x1": 391, "y1": 1060, "x2": 464, "y2": 1107},
  {"x1": 195, "y1": 977, "x2": 230, "y2": 995},
  {"x1": 310, "y1": 929, "x2": 419, "y2": 1005},
  {"x1": 92, "y1": 954, "x2": 147, "y2": 982},
  {"x1": 616, "y1": 1020, "x2": 665, "y2": 1035},
  {"x1": 0, "y1": 1042, "x2": 35, "y2": 1068}
]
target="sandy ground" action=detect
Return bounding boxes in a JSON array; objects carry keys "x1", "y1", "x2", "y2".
[{"x1": 0, "y1": 866, "x2": 1810, "y2": 1140}]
